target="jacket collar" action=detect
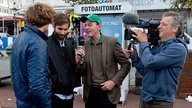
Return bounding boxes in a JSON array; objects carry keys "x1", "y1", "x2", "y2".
[
  {"x1": 90, "y1": 34, "x2": 103, "y2": 46},
  {"x1": 24, "y1": 24, "x2": 48, "y2": 40}
]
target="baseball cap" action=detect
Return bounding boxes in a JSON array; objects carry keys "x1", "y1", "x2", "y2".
[{"x1": 80, "y1": 14, "x2": 102, "y2": 24}]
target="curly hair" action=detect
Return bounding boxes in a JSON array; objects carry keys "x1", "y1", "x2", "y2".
[{"x1": 24, "y1": 3, "x2": 56, "y2": 28}]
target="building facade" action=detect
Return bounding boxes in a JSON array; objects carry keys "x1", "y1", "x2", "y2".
[{"x1": 0, "y1": 0, "x2": 14, "y2": 16}]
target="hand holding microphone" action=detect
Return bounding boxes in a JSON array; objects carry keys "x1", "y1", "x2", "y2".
[
  {"x1": 125, "y1": 49, "x2": 133, "y2": 59},
  {"x1": 76, "y1": 46, "x2": 85, "y2": 64},
  {"x1": 76, "y1": 36, "x2": 85, "y2": 64}
]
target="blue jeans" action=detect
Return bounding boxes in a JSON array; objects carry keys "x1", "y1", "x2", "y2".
[{"x1": 139, "y1": 100, "x2": 173, "y2": 108}]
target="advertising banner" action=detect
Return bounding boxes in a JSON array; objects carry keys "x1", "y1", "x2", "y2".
[
  {"x1": 0, "y1": 37, "x2": 16, "y2": 50},
  {"x1": 102, "y1": 0, "x2": 112, "y2": 3},
  {"x1": 80, "y1": 15, "x2": 123, "y2": 46}
]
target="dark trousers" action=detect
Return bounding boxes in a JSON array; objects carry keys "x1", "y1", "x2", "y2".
[
  {"x1": 139, "y1": 100, "x2": 173, "y2": 108},
  {"x1": 52, "y1": 94, "x2": 73, "y2": 108},
  {"x1": 85, "y1": 86, "x2": 116, "y2": 108}
]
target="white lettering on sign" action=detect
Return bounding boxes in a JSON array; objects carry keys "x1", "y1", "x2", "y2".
[
  {"x1": 102, "y1": 21, "x2": 120, "y2": 26},
  {"x1": 128, "y1": 0, "x2": 154, "y2": 6}
]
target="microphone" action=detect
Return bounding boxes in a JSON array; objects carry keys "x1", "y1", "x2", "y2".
[
  {"x1": 122, "y1": 13, "x2": 139, "y2": 39},
  {"x1": 78, "y1": 36, "x2": 85, "y2": 46},
  {"x1": 78, "y1": 36, "x2": 85, "y2": 62},
  {"x1": 122, "y1": 13, "x2": 139, "y2": 50},
  {"x1": 122, "y1": 13, "x2": 139, "y2": 25}
]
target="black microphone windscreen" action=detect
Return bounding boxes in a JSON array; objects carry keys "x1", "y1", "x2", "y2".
[
  {"x1": 78, "y1": 36, "x2": 85, "y2": 46},
  {"x1": 122, "y1": 13, "x2": 139, "y2": 25}
]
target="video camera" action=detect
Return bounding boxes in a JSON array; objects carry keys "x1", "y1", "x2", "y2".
[{"x1": 122, "y1": 13, "x2": 160, "y2": 45}]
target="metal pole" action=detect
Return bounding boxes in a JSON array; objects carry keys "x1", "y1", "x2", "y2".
[
  {"x1": 14, "y1": 13, "x2": 16, "y2": 35},
  {"x1": 13, "y1": 0, "x2": 17, "y2": 35},
  {"x1": 2, "y1": 17, "x2": 4, "y2": 33}
]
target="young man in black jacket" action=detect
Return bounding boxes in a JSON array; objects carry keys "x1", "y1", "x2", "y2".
[{"x1": 46, "y1": 13, "x2": 80, "y2": 108}]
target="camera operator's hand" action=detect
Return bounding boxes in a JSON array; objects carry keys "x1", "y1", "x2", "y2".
[
  {"x1": 124, "y1": 49, "x2": 133, "y2": 59},
  {"x1": 132, "y1": 30, "x2": 148, "y2": 43},
  {"x1": 76, "y1": 46, "x2": 85, "y2": 64}
]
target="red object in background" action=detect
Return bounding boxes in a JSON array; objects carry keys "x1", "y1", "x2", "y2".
[
  {"x1": 0, "y1": 16, "x2": 23, "y2": 21},
  {"x1": 109, "y1": 0, "x2": 112, "y2": 2}
]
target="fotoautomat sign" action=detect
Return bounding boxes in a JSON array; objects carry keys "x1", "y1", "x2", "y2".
[{"x1": 74, "y1": 3, "x2": 136, "y2": 15}]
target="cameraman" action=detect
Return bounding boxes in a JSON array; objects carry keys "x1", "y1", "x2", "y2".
[{"x1": 125, "y1": 11, "x2": 188, "y2": 108}]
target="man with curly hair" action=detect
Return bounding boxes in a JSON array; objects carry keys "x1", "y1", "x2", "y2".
[{"x1": 11, "y1": 3, "x2": 55, "y2": 108}]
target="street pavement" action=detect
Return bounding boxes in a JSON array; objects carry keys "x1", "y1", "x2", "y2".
[
  {"x1": 0, "y1": 51, "x2": 11, "y2": 80},
  {"x1": 0, "y1": 56, "x2": 191, "y2": 108}
]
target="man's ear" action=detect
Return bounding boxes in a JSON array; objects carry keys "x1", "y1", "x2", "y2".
[
  {"x1": 172, "y1": 26, "x2": 178, "y2": 34},
  {"x1": 99, "y1": 24, "x2": 102, "y2": 30},
  {"x1": 53, "y1": 25, "x2": 57, "y2": 31},
  {"x1": 52, "y1": 24, "x2": 55, "y2": 29}
]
